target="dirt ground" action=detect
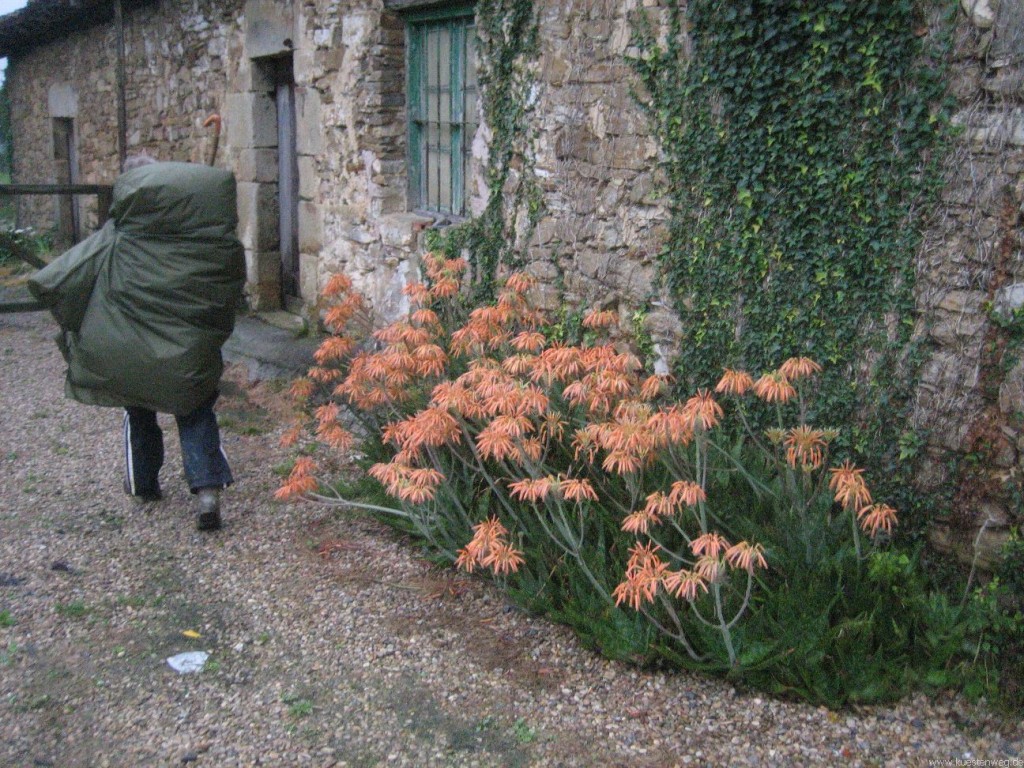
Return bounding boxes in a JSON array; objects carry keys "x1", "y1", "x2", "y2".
[{"x1": 2, "y1": 310, "x2": 1022, "y2": 768}]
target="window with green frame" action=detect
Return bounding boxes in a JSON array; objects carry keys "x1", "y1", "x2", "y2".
[{"x1": 405, "y1": 4, "x2": 478, "y2": 217}]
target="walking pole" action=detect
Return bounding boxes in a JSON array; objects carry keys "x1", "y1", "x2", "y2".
[{"x1": 202, "y1": 114, "x2": 222, "y2": 167}]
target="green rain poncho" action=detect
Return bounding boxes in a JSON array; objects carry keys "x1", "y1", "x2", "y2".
[{"x1": 28, "y1": 162, "x2": 245, "y2": 415}]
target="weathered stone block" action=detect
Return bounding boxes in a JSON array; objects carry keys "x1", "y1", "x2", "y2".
[
  {"x1": 929, "y1": 522, "x2": 1009, "y2": 571},
  {"x1": 379, "y1": 212, "x2": 433, "y2": 249},
  {"x1": 299, "y1": 251, "x2": 318, "y2": 302},
  {"x1": 994, "y1": 282, "x2": 1024, "y2": 319},
  {"x1": 225, "y1": 91, "x2": 278, "y2": 149},
  {"x1": 961, "y1": 0, "x2": 996, "y2": 29},
  {"x1": 235, "y1": 148, "x2": 278, "y2": 183},
  {"x1": 295, "y1": 87, "x2": 323, "y2": 156},
  {"x1": 298, "y1": 199, "x2": 322, "y2": 253},
  {"x1": 245, "y1": 0, "x2": 295, "y2": 59},
  {"x1": 237, "y1": 181, "x2": 280, "y2": 251},
  {"x1": 298, "y1": 155, "x2": 317, "y2": 201},
  {"x1": 1000, "y1": 359, "x2": 1024, "y2": 416},
  {"x1": 47, "y1": 83, "x2": 78, "y2": 118}
]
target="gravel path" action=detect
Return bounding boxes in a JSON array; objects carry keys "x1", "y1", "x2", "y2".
[{"x1": 1, "y1": 310, "x2": 1022, "y2": 768}]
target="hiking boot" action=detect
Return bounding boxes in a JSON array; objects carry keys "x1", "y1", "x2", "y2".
[
  {"x1": 195, "y1": 488, "x2": 222, "y2": 531},
  {"x1": 124, "y1": 479, "x2": 162, "y2": 503}
]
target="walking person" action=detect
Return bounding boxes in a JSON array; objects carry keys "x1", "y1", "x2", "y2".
[{"x1": 28, "y1": 156, "x2": 245, "y2": 530}]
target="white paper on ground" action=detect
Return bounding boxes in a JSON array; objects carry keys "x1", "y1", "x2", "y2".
[{"x1": 166, "y1": 651, "x2": 210, "y2": 674}]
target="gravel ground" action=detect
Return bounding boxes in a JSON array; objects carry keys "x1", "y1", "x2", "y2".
[{"x1": 1, "y1": 310, "x2": 1022, "y2": 768}]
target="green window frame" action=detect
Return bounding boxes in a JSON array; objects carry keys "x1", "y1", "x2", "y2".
[{"x1": 405, "y1": 4, "x2": 478, "y2": 218}]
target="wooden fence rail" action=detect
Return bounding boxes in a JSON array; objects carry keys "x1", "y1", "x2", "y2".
[{"x1": 0, "y1": 183, "x2": 114, "y2": 314}]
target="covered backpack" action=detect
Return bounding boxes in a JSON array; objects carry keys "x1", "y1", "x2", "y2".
[{"x1": 28, "y1": 162, "x2": 245, "y2": 415}]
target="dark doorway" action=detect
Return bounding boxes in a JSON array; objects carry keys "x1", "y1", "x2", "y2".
[
  {"x1": 274, "y1": 56, "x2": 300, "y2": 306},
  {"x1": 52, "y1": 117, "x2": 79, "y2": 245}
]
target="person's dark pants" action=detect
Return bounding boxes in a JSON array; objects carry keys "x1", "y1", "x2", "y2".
[{"x1": 123, "y1": 395, "x2": 233, "y2": 496}]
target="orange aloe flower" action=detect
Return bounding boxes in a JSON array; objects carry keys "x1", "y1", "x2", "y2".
[
  {"x1": 648, "y1": 406, "x2": 695, "y2": 448},
  {"x1": 475, "y1": 426, "x2": 518, "y2": 462},
  {"x1": 663, "y1": 569, "x2": 709, "y2": 602},
  {"x1": 693, "y1": 554, "x2": 723, "y2": 582},
  {"x1": 515, "y1": 438, "x2": 544, "y2": 464},
  {"x1": 571, "y1": 427, "x2": 600, "y2": 463},
  {"x1": 681, "y1": 389, "x2": 724, "y2": 431},
  {"x1": 582, "y1": 308, "x2": 618, "y2": 329},
  {"x1": 724, "y1": 541, "x2": 768, "y2": 573},
  {"x1": 502, "y1": 355, "x2": 535, "y2": 377},
  {"x1": 669, "y1": 480, "x2": 706, "y2": 508},
  {"x1": 779, "y1": 357, "x2": 822, "y2": 381},
  {"x1": 829, "y1": 460, "x2": 872, "y2": 510},
  {"x1": 317, "y1": 422, "x2": 354, "y2": 451},
  {"x1": 509, "y1": 477, "x2": 555, "y2": 503},
  {"x1": 394, "y1": 481, "x2": 437, "y2": 505},
  {"x1": 482, "y1": 542, "x2": 526, "y2": 575},
  {"x1": 279, "y1": 423, "x2": 303, "y2": 448},
  {"x1": 858, "y1": 503, "x2": 898, "y2": 537},
  {"x1": 602, "y1": 449, "x2": 645, "y2": 476},
  {"x1": 289, "y1": 377, "x2": 316, "y2": 402},
  {"x1": 314, "y1": 335, "x2": 357, "y2": 365},
  {"x1": 275, "y1": 456, "x2": 318, "y2": 500},
  {"x1": 410, "y1": 307, "x2": 441, "y2": 328},
  {"x1": 639, "y1": 374, "x2": 670, "y2": 401},
  {"x1": 322, "y1": 273, "x2": 353, "y2": 297},
  {"x1": 644, "y1": 491, "x2": 676, "y2": 519},
  {"x1": 412, "y1": 344, "x2": 449, "y2": 378},
  {"x1": 308, "y1": 365, "x2": 342, "y2": 384},
  {"x1": 784, "y1": 426, "x2": 829, "y2": 470},
  {"x1": 403, "y1": 281, "x2": 433, "y2": 306},
  {"x1": 615, "y1": 545, "x2": 668, "y2": 609},
  {"x1": 473, "y1": 516, "x2": 509, "y2": 546},
  {"x1": 455, "y1": 546, "x2": 481, "y2": 573},
  {"x1": 323, "y1": 303, "x2": 359, "y2": 333},
  {"x1": 510, "y1": 385, "x2": 549, "y2": 417},
  {"x1": 539, "y1": 412, "x2": 566, "y2": 444},
  {"x1": 621, "y1": 508, "x2": 661, "y2": 535},
  {"x1": 625, "y1": 541, "x2": 663, "y2": 574},
  {"x1": 690, "y1": 532, "x2": 730, "y2": 559},
  {"x1": 489, "y1": 414, "x2": 534, "y2": 439},
  {"x1": 430, "y1": 381, "x2": 480, "y2": 418},
  {"x1": 504, "y1": 272, "x2": 537, "y2": 295},
  {"x1": 431, "y1": 276, "x2": 460, "y2": 299},
  {"x1": 410, "y1": 407, "x2": 461, "y2": 447},
  {"x1": 511, "y1": 331, "x2": 547, "y2": 354},
  {"x1": 612, "y1": 576, "x2": 650, "y2": 611},
  {"x1": 715, "y1": 368, "x2": 755, "y2": 396},
  {"x1": 753, "y1": 372, "x2": 797, "y2": 404},
  {"x1": 559, "y1": 477, "x2": 598, "y2": 503},
  {"x1": 530, "y1": 344, "x2": 585, "y2": 385}
]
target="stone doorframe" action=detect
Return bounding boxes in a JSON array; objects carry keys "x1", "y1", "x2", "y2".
[{"x1": 48, "y1": 83, "x2": 80, "y2": 248}]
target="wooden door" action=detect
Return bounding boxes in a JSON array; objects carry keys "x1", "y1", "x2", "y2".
[{"x1": 275, "y1": 58, "x2": 299, "y2": 303}]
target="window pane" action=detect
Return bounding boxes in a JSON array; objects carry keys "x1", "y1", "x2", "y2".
[
  {"x1": 439, "y1": 27, "x2": 451, "y2": 89},
  {"x1": 409, "y1": 15, "x2": 478, "y2": 215},
  {"x1": 439, "y1": 123, "x2": 452, "y2": 211}
]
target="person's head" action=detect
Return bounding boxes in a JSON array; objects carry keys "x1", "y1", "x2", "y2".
[{"x1": 123, "y1": 153, "x2": 158, "y2": 171}]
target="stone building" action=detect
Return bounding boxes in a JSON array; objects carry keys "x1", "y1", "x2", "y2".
[{"x1": 1, "y1": 0, "x2": 1023, "y2": 563}]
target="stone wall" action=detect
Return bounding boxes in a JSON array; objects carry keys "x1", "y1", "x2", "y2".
[
  {"x1": 529, "y1": 0, "x2": 677, "y2": 367},
  {"x1": 7, "y1": 21, "x2": 119, "y2": 237},
  {"x1": 7, "y1": 0, "x2": 1024, "y2": 563},
  {"x1": 7, "y1": 0, "x2": 241, "y2": 239},
  {"x1": 915, "y1": 0, "x2": 1024, "y2": 566}
]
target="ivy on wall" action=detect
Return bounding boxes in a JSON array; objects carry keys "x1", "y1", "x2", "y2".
[
  {"x1": 631, "y1": 0, "x2": 951, "y2": 505},
  {"x1": 428, "y1": 0, "x2": 542, "y2": 301}
]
